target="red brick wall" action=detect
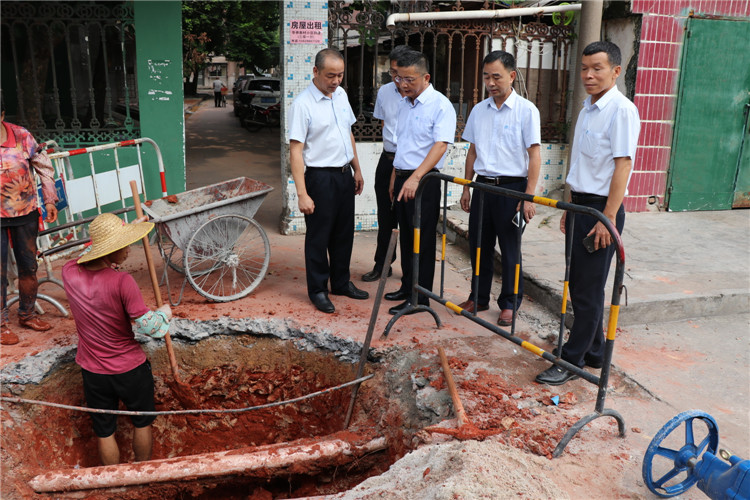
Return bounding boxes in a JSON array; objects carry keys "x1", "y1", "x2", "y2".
[{"x1": 625, "y1": 0, "x2": 750, "y2": 211}]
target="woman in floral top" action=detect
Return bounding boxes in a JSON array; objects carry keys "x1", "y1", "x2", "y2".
[{"x1": 1, "y1": 94, "x2": 59, "y2": 345}]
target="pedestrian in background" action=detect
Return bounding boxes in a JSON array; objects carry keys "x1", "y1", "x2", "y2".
[
  {"x1": 536, "y1": 41, "x2": 640, "y2": 386},
  {"x1": 384, "y1": 50, "x2": 456, "y2": 315},
  {"x1": 362, "y1": 45, "x2": 412, "y2": 283},
  {"x1": 1, "y1": 94, "x2": 59, "y2": 345},
  {"x1": 458, "y1": 50, "x2": 541, "y2": 326},
  {"x1": 62, "y1": 213, "x2": 172, "y2": 465},
  {"x1": 212, "y1": 76, "x2": 226, "y2": 108},
  {"x1": 288, "y1": 48, "x2": 369, "y2": 314}
]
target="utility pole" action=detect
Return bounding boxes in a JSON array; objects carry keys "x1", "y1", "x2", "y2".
[{"x1": 563, "y1": 0, "x2": 604, "y2": 201}]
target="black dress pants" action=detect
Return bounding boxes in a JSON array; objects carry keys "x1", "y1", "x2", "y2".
[
  {"x1": 561, "y1": 200, "x2": 625, "y2": 368},
  {"x1": 303, "y1": 168, "x2": 355, "y2": 295},
  {"x1": 393, "y1": 173, "x2": 440, "y2": 303},
  {"x1": 467, "y1": 179, "x2": 527, "y2": 310},
  {"x1": 372, "y1": 152, "x2": 398, "y2": 270}
]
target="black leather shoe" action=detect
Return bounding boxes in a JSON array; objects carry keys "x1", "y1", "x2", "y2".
[
  {"x1": 535, "y1": 365, "x2": 579, "y2": 386},
  {"x1": 388, "y1": 300, "x2": 416, "y2": 315},
  {"x1": 330, "y1": 281, "x2": 369, "y2": 300},
  {"x1": 362, "y1": 268, "x2": 381, "y2": 282},
  {"x1": 309, "y1": 292, "x2": 335, "y2": 313},
  {"x1": 384, "y1": 289, "x2": 409, "y2": 301},
  {"x1": 362, "y1": 267, "x2": 393, "y2": 282},
  {"x1": 551, "y1": 348, "x2": 603, "y2": 369}
]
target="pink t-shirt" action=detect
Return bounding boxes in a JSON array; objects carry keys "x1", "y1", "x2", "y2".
[{"x1": 62, "y1": 260, "x2": 150, "y2": 374}]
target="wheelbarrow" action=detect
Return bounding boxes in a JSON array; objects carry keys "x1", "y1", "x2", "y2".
[{"x1": 142, "y1": 177, "x2": 273, "y2": 305}]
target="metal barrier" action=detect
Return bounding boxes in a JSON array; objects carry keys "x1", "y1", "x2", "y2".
[
  {"x1": 7, "y1": 139, "x2": 168, "y2": 317},
  {"x1": 39, "y1": 138, "x2": 167, "y2": 255},
  {"x1": 383, "y1": 171, "x2": 627, "y2": 457}
]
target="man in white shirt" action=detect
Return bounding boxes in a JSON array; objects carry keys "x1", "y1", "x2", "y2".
[
  {"x1": 288, "y1": 48, "x2": 369, "y2": 313},
  {"x1": 384, "y1": 51, "x2": 457, "y2": 315},
  {"x1": 362, "y1": 45, "x2": 412, "y2": 283},
  {"x1": 459, "y1": 50, "x2": 541, "y2": 326},
  {"x1": 212, "y1": 77, "x2": 225, "y2": 108},
  {"x1": 536, "y1": 41, "x2": 641, "y2": 386}
]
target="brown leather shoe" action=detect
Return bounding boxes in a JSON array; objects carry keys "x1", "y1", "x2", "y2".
[
  {"x1": 455, "y1": 299, "x2": 489, "y2": 315},
  {"x1": 1, "y1": 326, "x2": 20, "y2": 345},
  {"x1": 19, "y1": 316, "x2": 52, "y2": 332},
  {"x1": 497, "y1": 309, "x2": 514, "y2": 326}
]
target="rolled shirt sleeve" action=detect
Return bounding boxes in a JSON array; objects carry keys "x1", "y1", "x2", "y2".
[{"x1": 31, "y1": 149, "x2": 58, "y2": 206}]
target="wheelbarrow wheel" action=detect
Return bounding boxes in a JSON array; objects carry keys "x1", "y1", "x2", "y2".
[{"x1": 184, "y1": 214, "x2": 270, "y2": 302}]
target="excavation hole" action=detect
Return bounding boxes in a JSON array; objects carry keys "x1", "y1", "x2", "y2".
[{"x1": 1, "y1": 335, "x2": 417, "y2": 499}]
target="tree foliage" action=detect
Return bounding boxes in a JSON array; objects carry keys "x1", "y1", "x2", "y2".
[
  {"x1": 222, "y1": 1, "x2": 280, "y2": 73},
  {"x1": 182, "y1": 1, "x2": 280, "y2": 80}
]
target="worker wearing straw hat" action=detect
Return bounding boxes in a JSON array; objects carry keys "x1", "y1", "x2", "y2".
[{"x1": 62, "y1": 213, "x2": 172, "y2": 465}]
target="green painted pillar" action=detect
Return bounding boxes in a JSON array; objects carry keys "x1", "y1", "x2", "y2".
[{"x1": 134, "y1": 1, "x2": 186, "y2": 197}]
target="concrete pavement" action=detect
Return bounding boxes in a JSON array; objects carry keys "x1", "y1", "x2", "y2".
[{"x1": 444, "y1": 201, "x2": 750, "y2": 326}]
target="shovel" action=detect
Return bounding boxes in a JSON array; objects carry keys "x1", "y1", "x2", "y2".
[
  {"x1": 129, "y1": 181, "x2": 198, "y2": 408},
  {"x1": 424, "y1": 347, "x2": 505, "y2": 440}
]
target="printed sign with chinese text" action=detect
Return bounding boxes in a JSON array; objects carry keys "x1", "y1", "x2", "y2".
[{"x1": 290, "y1": 20, "x2": 323, "y2": 44}]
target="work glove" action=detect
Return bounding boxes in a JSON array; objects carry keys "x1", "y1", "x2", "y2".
[{"x1": 156, "y1": 304, "x2": 173, "y2": 321}]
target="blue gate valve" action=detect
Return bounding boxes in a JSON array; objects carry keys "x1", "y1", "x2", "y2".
[{"x1": 642, "y1": 410, "x2": 750, "y2": 499}]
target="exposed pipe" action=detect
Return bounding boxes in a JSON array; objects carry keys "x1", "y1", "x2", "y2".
[
  {"x1": 386, "y1": 3, "x2": 582, "y2": 29},
  {"x1": 29, "y1": 435, "x2": 387, "y2": 493}
]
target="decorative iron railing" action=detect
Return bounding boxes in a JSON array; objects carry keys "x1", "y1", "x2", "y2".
[
  {"x1": 1, "y1": 1, "x2": 139, "y2": 148},
  {"x1": 328, "y1": 0, "x2": 574, "y2": 143}
]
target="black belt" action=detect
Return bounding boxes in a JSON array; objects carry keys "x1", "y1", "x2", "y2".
[
  {"x1": 394, "y1": 168, "x2": 413, "y2": 178},
  {"x1": 475, "y1": 175, "x2": 525, "y2": 186},
  {"x1": 308, "y1": 163, "x2": 351, "y2": 173},
  {"x1": 382, "y1": 151, "x2": 395, "y2": 159},
  {"x1": 571, "y1": 192, "x2": 608, "y2": 204}
]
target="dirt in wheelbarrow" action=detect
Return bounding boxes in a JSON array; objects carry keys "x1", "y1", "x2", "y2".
[{"x1": 0, "y1": 235, "x2": 675, "y2": 499}]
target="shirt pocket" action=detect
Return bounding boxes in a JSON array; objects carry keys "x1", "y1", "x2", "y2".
[
  {"x1": 499, "y1": 124, "x2": 523, "y2": 156},
  {"x1": 411, "y1": 110, "x2": 435, "y2": 144},
  {"x1": 581, "y1": 130, "x2": 604, "y2": 159}
]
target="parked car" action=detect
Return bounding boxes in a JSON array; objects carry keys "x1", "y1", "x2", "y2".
[
  {"x1": 232, "y1": 76, "x2": 253, "y2": 116},
  {"x1": 233, "y1": 74, "x2": 252, "y2": 94},
  {"x1": 235, "y1": 77, "x2": 281, "y2": 123},
  {"x1": 243, "y1": 77, "x2": 280, "y2": 109}
]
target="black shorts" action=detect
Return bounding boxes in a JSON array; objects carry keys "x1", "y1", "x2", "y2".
[{"x1": 81, "y1": 360, "x2": 156, "y2": 438}]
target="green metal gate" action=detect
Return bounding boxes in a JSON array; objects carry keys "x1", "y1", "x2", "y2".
[{"x1": 667, "y1": 17, "x2": 750, "y2": 211}]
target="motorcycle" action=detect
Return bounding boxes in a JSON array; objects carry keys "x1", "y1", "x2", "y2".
[{"x1": 239, "y1": 100, "x2": 280, "y2": 132}]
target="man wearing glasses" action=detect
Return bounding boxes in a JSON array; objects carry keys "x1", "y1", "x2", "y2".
[
  {"x1": 288, "y1": 48, "x2": 369, "y2": 314},
  {"x1": 384, "y1": 51, "x2": 456, "y2": 315},
  {"x1": 362, "y1": 45, "x2": 412, "y2": 283}
]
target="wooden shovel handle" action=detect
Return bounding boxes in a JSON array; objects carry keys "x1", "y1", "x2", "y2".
[
  {"x1": 438, "y1": 347, "x2": 470, "y2": 428},
  {"x1": 129, "y1": 181, "x2": 181, "y2": 383}
]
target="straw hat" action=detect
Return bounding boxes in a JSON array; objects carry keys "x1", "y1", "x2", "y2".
[{"x1": 77, "y1": 213, "x2": 154, "y2": 264}]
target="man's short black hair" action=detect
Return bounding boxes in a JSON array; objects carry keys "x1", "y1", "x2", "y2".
[
  {"x1": 482, "y1": 50, "x2": 516, "y2": 72},
  {"x1": 315, "y1": 48, "x2": 344, "y2": 69},
  {"x1": 389, "y1": 45, "x2": 412, "y2": 62},
  {"x1": 583, "y1": 41, "x2": 622, "y2": 67},
  {"x1": 0, "y1": 92, "x2": 5, "y2": 115},
  {"x1": 396, "y1": 50, "x2": 429, "y2": 74}
]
